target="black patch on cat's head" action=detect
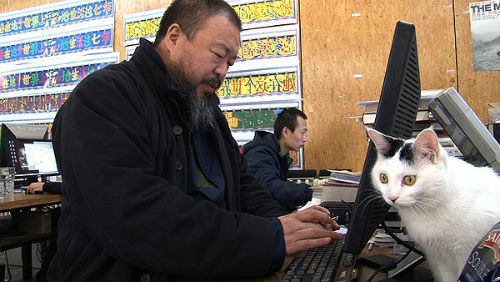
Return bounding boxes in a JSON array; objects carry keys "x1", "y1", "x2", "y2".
[
  {"x1": 381, "y1": 137, "x2": 405, "y2": 158},
  {"x1": 399, "y1": 143, "x2": 415, "y2": 165}
]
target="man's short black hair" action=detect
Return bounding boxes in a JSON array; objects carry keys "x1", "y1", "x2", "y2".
[
  {"x1": 274, "y1": 108, "x2": 307, "y2": 140},
  {"x1": 154, "y1": 0, "x2": 242, "y2": 45}
]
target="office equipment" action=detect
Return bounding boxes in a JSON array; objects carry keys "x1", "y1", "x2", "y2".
[
  {"x1": 288, "y1": 169, "x2": 317, "y2": 179},
  {"x1": 0, "y1": 123, "x2": 59, "y2": 178},
  {"x1": 281, "y1": 20, "x2": 424, "y2": 281},
  {"x1": 6, "y1": 139, "x2": 58, "y2": 177},
  {"x1": 344, "y1": 17, "x2": 420, "y2": 255},
  {"x1": 281, "y1": 239, "x2": 345, "y2": 282},
  {"x1": 428, "y1": 87, "x2": 500, "y2": 173},
  {"x1": 18, "y1": 211, "x2": 52, "y2": 234}
]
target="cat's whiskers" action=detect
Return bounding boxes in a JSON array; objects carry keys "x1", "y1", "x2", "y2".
[
  {"x1": 415, "y1": 197, "x2": 440, "y2": 210},
  {"x1": 411, "y1": 203, "x2": 429, "y2": 218},
  {"x1": 409, "y1": 199, "x2": 437, "y2": 219}
]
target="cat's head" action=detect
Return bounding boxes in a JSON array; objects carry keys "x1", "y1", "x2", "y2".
[{"x1": 366, "y1": 127, "x2": 449, "y2": 209}]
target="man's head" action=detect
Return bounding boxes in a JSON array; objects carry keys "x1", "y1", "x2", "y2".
[
  {"x1": 154, "y1": 0, "x2": 242, "y2": 132},
  {"x1": 274, "y1": 108, "x2": 308, "y2": 154}
]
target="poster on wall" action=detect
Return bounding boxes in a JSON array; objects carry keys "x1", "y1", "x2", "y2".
[
  {"x1": 469, "y1": 1, "x2": 500, "y2": 72},
  {"x1": 123, "y1": 8, "x2": 163, "y2": 47},
  {"x1": 0, "y1": 0, "x2": 116, "y2": 124},
  {"x1": 227, "y1": 0, "x2": 297, "y2": 30}
]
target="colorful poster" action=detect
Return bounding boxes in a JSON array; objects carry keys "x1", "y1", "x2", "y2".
[
  {"x1": 469, "y1": 1, "x2": 500, "y2": 72},
  {"x1": 229, "y1": 0, "x2": 297, "y2": 30},
  {"x1": 124, "y1": 8, "x2": 163, "y2": 46},
  {"x1": 238, "y1": 34, "x2": 296, "y2": 60},
  {"x1": 0, "y1": 92, "x2": 71, "y2": 114},
  {"x1": 224, "y1": 109, "x2": 279, "y2": 130},
  {"x1": 218, "y1": 71, "x2": 297, "y2": 97},
  {"x1": 0, "y1": 0, "x2": 116, "y2": 125},
  {"x1": 0, "y1": 0, "x2": 114, "y2": 37},
  {"x1": 0, "y1": 28, "x2": 113, "y2": 63},
  {"x1": 0, "y1": 61, "x2": 114, "y2": 92}
]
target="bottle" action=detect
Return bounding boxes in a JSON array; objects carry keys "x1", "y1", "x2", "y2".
[{"x1": 458, "y1": 221, "x2": 500, "y2": 282}]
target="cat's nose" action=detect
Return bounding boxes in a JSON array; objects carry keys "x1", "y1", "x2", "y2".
[{"x1": 388, "y1": 196, "x2": 399, "y2": 203}]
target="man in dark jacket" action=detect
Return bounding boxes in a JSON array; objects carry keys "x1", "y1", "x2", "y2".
[
  {"x1": 47, "y1": 0, "x2": 342, "y2": 281},
  {"x1": 243, "y1": 108, "x2": 312, "y2": 210}
]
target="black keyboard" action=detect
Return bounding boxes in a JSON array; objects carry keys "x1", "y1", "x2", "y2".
[{"x1": 281, "y1": 239, "x2": 345, "y2": 282}]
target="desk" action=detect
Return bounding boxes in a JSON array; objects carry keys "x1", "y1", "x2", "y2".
[
  {"x1": 0, "y1": 193, "x2": 62, "y2": 279},
  {"x1": 0, "y1": 193, "x2": 61, "y2": 212}
]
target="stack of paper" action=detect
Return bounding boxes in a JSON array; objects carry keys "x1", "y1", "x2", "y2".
[{"x1": 368, "y1": 230, "x2": 397, "y2": 249}]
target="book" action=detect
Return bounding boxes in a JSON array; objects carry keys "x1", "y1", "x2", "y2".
[
  {"x1": 357, "y1": 89, "x2": 443, "y2": 113},
  {"x1": 362, "y1": 110, "x2": 435, "y2": 125},
  {"x1": 326, "y1": 170, "x2": 361, "y2": 186}
]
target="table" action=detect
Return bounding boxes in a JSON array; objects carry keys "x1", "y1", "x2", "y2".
[
  {"x1": 0, "y1": 192, "x2": 62, "y2": 279},
  {"x1": 0, "y1": 193, "x2": 62, "y2": 212}
]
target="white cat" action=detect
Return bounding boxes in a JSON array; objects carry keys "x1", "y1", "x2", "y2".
[{"x1": 367, "y1": 127, "x2": 500, "y2": 282}]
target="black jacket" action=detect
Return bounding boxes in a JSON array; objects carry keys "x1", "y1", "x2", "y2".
[
  {"x1": 48, "y1": 39, "x2": 287, "y2": 282},
  {"x1": 243, "y1": 131, "x2": 312, "y2": 209},
  {"x1": 43, "y1": 181, "x2": 62, "y2": 194}
]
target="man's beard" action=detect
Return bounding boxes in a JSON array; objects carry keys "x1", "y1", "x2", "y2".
[{"x1": 170, "y1": 63, "x2": 220, "y2": 133}]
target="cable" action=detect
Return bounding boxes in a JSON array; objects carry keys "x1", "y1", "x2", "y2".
[
  {"x1": 381, "y1": 221, "x2": 426, "y2": 257},
  {"x1": 364, "y1": 222, "x2": 427, "y2": 282},
  {"x1": 364, "y1": 247, "x2": 416, "y2": 282},
  {"x1": 365, "y1": 259, "x2": 399, "y2": 282}
]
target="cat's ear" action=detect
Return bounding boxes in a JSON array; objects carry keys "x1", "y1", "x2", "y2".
[
  {"x1": 366, "y1": 128, "x2": 392, "y2": 155},
  {"x1": 414, "y1": 128, "x2": 441, "y2": 163}
]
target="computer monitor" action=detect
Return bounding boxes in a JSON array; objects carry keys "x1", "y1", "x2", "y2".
[
  {"x1": 343, "y1": 21, "x2": 421, "y2": 255},
  {"x1": 428, "y1": 87, "x2": 500, "y2": 173},
  {"x1": 0, "y1": 123, "x2": 59, "y2": 178},
  {"x1": 7, "y1": 139, "x2": 59, "y2": 177}
]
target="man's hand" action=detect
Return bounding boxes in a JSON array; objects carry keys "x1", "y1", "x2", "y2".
[
  {"x1": 27, "y1": 182, "x2": 45, "y2": 194},
  {"x1": 278, "y1": 205, "x2": 344, "y2": 255}
]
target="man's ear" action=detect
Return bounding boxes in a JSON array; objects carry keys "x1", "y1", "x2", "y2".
[
  {"x1": 281, "y1": 127, "x2": 289, "y2": 138},
  {"x1": 164, "y1": 23, "x2": 182, "y2": 50}
]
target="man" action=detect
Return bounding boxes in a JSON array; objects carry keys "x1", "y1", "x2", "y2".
[
  {"x1": 48, "y1": 0, "x2": 343, "y2": 281},
  {"x1": 243, "y1": 108, "x2": 312, "y2": 210}
]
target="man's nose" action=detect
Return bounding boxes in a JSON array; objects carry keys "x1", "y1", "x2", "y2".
[{"x1": 214, "y1": 62, "x2": 229, "y2": 80}]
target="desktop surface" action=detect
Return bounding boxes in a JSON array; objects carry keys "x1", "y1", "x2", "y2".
[{"x1": 0, "y1": 193, "x2": 61, "y2": 212}]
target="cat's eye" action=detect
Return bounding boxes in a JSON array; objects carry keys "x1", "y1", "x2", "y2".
[
  {"x1": 403, "y1": 175, "x2": 417, "y2": 185},
  {"x1": 379, "y1": 173, "x2": 389, "y2": 184}
]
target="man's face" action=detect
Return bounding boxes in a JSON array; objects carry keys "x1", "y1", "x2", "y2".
[
  {"x1": 168, "y1": 15, "x2": 240, "y2": 132},
  {"x1": 173, "y1": 15, "x2": 240, "y2": 99},
  {"x1": 283, "y1": 116, "x2": 308, "y2": 152}
]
